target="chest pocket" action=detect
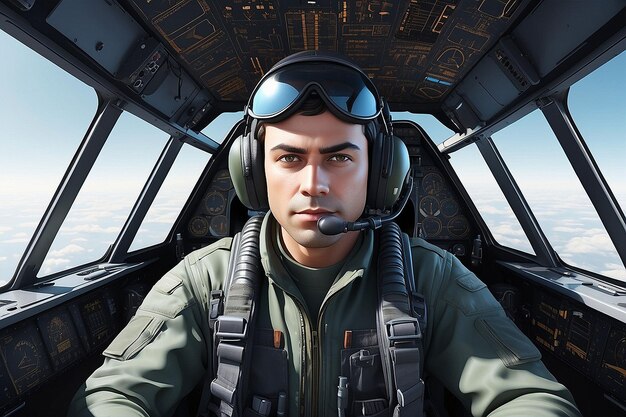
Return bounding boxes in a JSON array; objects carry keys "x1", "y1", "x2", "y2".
[
  {"x1": 341, "y1": 329, "x2": 388, "y2": 416},
  {"x1": 245, "y1": 328, "x2": 289, "y2": 417}
]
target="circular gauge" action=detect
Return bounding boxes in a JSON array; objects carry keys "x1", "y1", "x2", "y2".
[
  {"x1": 422, "y1": 172, "x2": 445, "y2": 196},
  {"x1": 419, "y1": 196, "x2": 440, "y2": 217},
  {"x1": 451, "y1": 243, "x2": 466, "y2": 257},
  {"x1": 204, "y1": 191, "x2": 226, "y2": 215},
  {"x1": 210, "y1": 215, "x2": 229, "y2": 237},
  {"x1": 447, "y1": 216, "x2": 470, "y2": 238},
  {"x1": 422, "y1": 217, "x2": 442, "y2": 238},
  {"x1": 212, "y1": 169, "x2": 233, "y2": 191},
  {"x1": 440, "y1": 198, "x2": 459, "y2": 217},
  {"x1": 189, "y1": 216, "x2": 209, "y2": 237},
  {"x1": 14, "y1": 339, "x2": 39, "y2": 370}
]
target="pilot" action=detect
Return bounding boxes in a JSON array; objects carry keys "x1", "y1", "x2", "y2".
[{"x1": 68, "y1": 51, "x2": 581, "y2": 417}]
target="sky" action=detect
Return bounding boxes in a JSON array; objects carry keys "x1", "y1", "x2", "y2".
[{"x1": 0, "y1": 28, "x2": 624, "y2": 286}]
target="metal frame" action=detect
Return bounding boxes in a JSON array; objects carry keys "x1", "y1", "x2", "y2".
[
  {"x1": 109, "y1": 136, "x2": 184, "y2": 262},
  {"x1": 541, "y1": 93, "x2": 626, "y2": 268},
  {"x1": 475, "y1": 137, "x2": 560, "y2": 267},
  {"x1": 10, "y1": 99, "x2": 123, "y2": 290}
]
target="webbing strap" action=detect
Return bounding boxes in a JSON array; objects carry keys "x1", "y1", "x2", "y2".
[
  {"x1": 205, "y1": 215, "x2": 264, "y2": 417},
  {"x1": 377, "y1": 222, "x2": 426, "y2": 417}
]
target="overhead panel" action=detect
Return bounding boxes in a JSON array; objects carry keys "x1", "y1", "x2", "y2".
[
  {"x1": 47, "y1": 0, "x2": 146, "y2": 76},
  {"x1": 121, "y1": 0, "x2": 530, "y2": 110}
]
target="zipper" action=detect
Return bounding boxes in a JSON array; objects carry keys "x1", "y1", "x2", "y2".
[
  {"x1": 313, "y1": 271, "x2": 358, "y2": 416},
  {"x1": 278, "y1": 287, "x2": 312, "y2": 417},
  {"x1": 311, "y1": 329, "x2": 319, "y2": 416}
]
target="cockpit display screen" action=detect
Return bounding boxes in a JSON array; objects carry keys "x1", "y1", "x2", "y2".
[
  {"x1": 37, "y1": 307, "x2": 86, "y2": 372},
  {"x1": 0, "y1": 322, "x2": 52, "y2": 395},
  {"x1": 598, "y1": 325, "x2": 626, "y2": 402},
  {"x1": 74, "y1": 296, "x2": 114, "y2": 349}
]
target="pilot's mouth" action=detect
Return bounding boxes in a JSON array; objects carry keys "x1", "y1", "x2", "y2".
[{"x1": 294, "y1": 209, "x2": 334, "y2": 221}]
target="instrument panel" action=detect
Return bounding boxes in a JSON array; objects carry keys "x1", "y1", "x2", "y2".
[
  {"x1": 529, "y1": 289, "x2": 625, "y2": 403},
  {"x1": 0, "y1": 290, "x2": 119, "y2": 413},
  {"x1": 188, "y1": 168, "x2": 235, "y2": 239},
  {"x1": 394, "y1": 123, "x2": 474, "y2": 259}
]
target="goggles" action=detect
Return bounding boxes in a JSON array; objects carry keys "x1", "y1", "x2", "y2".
[{"x1": 247, "y1": 62, "x2": 382, "y2": 123}]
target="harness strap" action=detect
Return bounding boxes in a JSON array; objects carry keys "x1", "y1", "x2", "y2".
[
  {"x1": 207, "y1": 215, "x2": 264, "y2": 417},
  {"x1": 376, "y1": 222, "x2": 425, "y2": 417}
]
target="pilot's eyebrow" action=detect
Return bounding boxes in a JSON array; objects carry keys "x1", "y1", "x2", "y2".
[
  {"x1": 269, "y1": 142, "x2": 361, "y2": 154},
  {"x1": 269, "y1": 144, "x2": 307, "y2": 154},
  {"x1": 319, "y1": 142, "x2": 361, "y2": 154}
]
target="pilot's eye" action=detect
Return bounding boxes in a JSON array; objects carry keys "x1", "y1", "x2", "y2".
[
  {"x1": 328, "y1": 154, "x2": 352, "y2": 162},
  {"x1": 279, "y1": 154, "x2": 301, "y2": 163}
]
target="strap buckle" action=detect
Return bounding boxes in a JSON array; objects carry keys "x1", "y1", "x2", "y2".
[
  {"x1": 386, "y1": 317, "x2": 420, "y2": 346},
  {"x1": 215, "y1": 315, "x2": 247, "y2": 340}
]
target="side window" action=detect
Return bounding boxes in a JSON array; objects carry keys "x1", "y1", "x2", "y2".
[
  {"x1": 492, "y1": 110, "x2": 625, "y2": 281},
  {"x1": 0, "y1": 30, "x2": 97, "y2": 286},
  {"x1": 568, "y1": 51, "x2": 626, "y2": 213},
  {"x1": 129, "y1": 144, "x2": 211, "y2": 251},
  {"x1": 201, "y1": 111, "x2": 243, "y2": 143},
  {"x1": 39, "y1": 113, "x2": 170, "y2": 277},
  {"x1": 449, "y1": 144, "x2": 535, "y2": 255}
]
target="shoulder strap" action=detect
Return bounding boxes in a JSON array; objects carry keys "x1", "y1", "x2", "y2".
[
  {"x1": 206, "y1": 214, "x2": 264, "y2": 417},
  {"x1": 376, "y1": 222, "x2": 426, "y2": 417}
]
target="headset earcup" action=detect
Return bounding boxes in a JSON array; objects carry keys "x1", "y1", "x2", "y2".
[
  {"x1": 366, "y1": 131, "x2": 385, "y2": 210},
  {"x1": 382, "y1": 136, "x2": 410, "y2": 209},
  {"x1": 366, "y1": 134, "x2": 410, "y2": 212},
  {"x1": 228, "y1": 133, "x2": 268, "y2": 210}
]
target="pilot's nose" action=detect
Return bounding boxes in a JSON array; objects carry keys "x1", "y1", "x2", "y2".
[{"x1": 299, "y1": 164, "x2": 329, "y2": 197}]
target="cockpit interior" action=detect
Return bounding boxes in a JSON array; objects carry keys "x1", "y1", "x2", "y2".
[{"x1": 0, "y1": 0, "x2": 625, "y2": 416}]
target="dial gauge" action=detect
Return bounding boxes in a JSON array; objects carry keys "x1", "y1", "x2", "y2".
[
  {"x1": 210, "y1": 215, "x2": 229, "y2": 237},
  {"x1": 212, "y1": 169, "x2": 233, "y2": 191},
  {"x1": 204, "y1": 191, "x2": 226, "y2": 215},
  {"x1": 189, "y1": 216, "x2": 209, "y2": 237},
  {"x1": 419, "y1": 196, "x2": 440, "y2": 217},
  {"x1": 440, "y1": 198, "x2": 459, "y2": 217},
  {"x1": 422, "y1": 172, "x2": 445, "y2": 196},
  {"x1": 422, "y1": 217, "x2": 442, "y2": 238},
  {"x1": 447, "y1": 216, "x2": 470, "y2": 238},
  {"x1": 1, "y1": 324, "x2": 52, "y2": 395}
]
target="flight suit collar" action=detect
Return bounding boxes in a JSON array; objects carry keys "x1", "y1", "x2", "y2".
[{"x1": 259, "y1": 212, "x2": 375, "y2": 304}]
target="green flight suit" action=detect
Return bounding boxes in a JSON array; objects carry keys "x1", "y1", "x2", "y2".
[{"x1": 68, "y1": 213, "x2": 581, "y2": 417}]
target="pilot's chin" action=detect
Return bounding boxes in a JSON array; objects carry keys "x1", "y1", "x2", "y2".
[{"x1": 287, "y1": 228, "x2": 341, "y2": 249}]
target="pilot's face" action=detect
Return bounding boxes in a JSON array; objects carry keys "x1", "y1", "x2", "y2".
[{"x1": 264, "y1": 111, "x2": 368, "y2": 250}]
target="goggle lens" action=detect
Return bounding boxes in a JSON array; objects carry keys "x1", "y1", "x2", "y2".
[{"x1": 250, "y1": 63, "x2": 379, "y2": 119}]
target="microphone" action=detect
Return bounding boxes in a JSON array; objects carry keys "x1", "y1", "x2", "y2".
[
  {"x1": 317, "y1": 177, "x2": 413, "y2": 236},
  {"x1": 317, "y1": 216, "x2": 383, "y2": 235}
]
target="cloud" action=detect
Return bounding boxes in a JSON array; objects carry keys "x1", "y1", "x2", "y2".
[
  {"x1": 41, "y1": 258, "x2": 70, "y2": 268},
  {"x1": 552, "y1": 226, "x2": 606, "y2": 236},
  {"x1": 491, "y1": 223, "x2": 526, "y2": 238},
  {"x1": 1, "y1": 238, "x2": 28, "y2": 243},
  {"x1": 601, "y1": 264, "x2": 626, "y2": 280},
  {"x1": 0, "y1": 226, "x2": 11, "y2": 235},
  {"x1": 48, "y1": 244, "x2": 85, "y2": 257},
  {"x1": 71, "y1": 237, "x2": 88, "y2": 243},
  {"x1": 0, "y1": 257, "x2": 7, "y2": 262},
  {"x1": 61, "y1": 224, "x2": 119, "y2": 234},
  {"x1": 40, "y1": 257, "x2": 74, "y2": 275},
  {"x1": 563, "y1": 234, "x2": 614, "y2": 255},
  {"x1": 477, "y1": 205, "x2": 510, "y2": 215}
]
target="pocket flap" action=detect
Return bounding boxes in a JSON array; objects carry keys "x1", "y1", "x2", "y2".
[{"x1": 104, "y1": 315, "x2": 164, "y2": 360}]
